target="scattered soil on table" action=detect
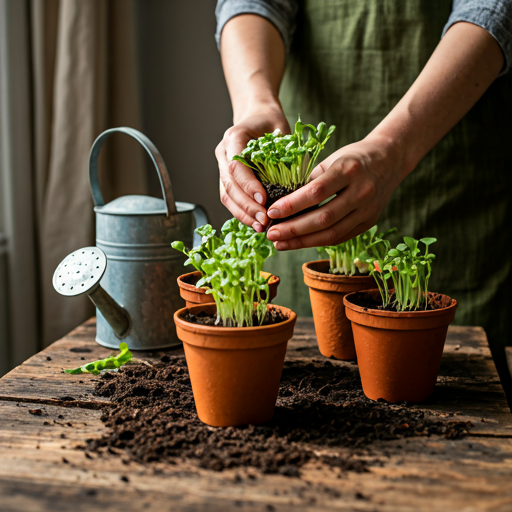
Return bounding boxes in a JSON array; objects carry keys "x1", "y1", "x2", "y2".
[
  {"x1": 86, "y1": 359, "x2": 472, "y2": 476},
  {"x1": 69, "y1": 347, "x2": 93, "y2": 353},
  {"x1": 181, "y1": 306, "x2": 287, "y2": 327},
  {"x1": 349, "y1": 292, "x2": 452, "y2": 312}
]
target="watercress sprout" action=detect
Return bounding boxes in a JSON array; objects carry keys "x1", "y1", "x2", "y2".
[
  {"x1": 172, "y1": 219, "x2": 276, "y2": 327},
  {"x1": 317, "y1": 226, "x2": 396, "y2": 276},
  {"x1": 233, "y1": 116, "x2": 336, "y2": 190},
  {"x1": 360, "y1": 237, "x2": 437, "y2": 311}
]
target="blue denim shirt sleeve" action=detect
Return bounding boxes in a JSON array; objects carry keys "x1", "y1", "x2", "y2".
[
  {"x1": 215, "y1": 0, "x2": 298, "y2": 52},
  {"x1": 443, "y1": 0, "x2": 512, "y2": 76},
  {"x1": 215, "y1": 0, "x2": 512, "y2": 75}
]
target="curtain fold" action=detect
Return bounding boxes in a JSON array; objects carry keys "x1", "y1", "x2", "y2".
[
  {"x1": 37, "y1": 0, "x2": 147, "y2": 347},
  {"x1": 0, "y1": 0, "x2": 147, "y2": 369}
]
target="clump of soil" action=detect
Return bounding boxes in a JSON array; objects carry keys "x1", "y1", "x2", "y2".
[
  {"x1": 263, "y1": 183, "x2": 295, "y2": 208},
  {"x1": 349, "y1": 292, "x2": 452, "y2": 312},
  {"x1": 181, "y1": 306, "x2": 287, "y2": 327},
  {"x1": 86, "y1": 358, "x2": 472, "y2": 476}
]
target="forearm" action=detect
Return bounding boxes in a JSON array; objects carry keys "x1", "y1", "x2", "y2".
[
  {"x1": 371, "y1": 21, "x2": 504, "y2": 180},
  {"x1": 220, "y1": 14, "x2": 286, "y2": 123}
]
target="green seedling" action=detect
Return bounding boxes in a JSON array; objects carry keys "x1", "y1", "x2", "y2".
[
  {"x1": 172, "y1": 219, "x2": 276, "y2": 327},
  {"x1": 233, "y1": 116, "x2": 336, "y2": 190},
  {"x1": 63, "y1": 342, "x2": 133, "y2": 375},
  {"x1": 359, "y1": 237, "x2": 437, "y2": 311},
  {"x1": 317, "y1": 226, "x2": 396, "y2": 276}
]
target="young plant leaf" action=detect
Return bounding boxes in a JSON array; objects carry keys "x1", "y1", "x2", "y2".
[{"x1": 63, "y1": 343, "x2": 133, "y2": 375}]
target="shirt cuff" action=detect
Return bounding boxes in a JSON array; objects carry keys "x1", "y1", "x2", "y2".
[
  {"x1": 215, "y1": 0, "x2": 294, "y2": 52},
  {"x1": 442, "y1": 5, "x2": 512, "y2": 76}
]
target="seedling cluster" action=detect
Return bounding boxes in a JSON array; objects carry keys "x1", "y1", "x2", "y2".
[
  {"x1": 359, "y1": 236, "x2": 437, "y2": 311},
  {"x1": 172, "y1": 219, "x2": 275, "y2": 327},
  {"x1": 317, "y1": 226, "x2": 396, "y2": 276},
  {"x1": 233, "y1": 116, "x2": 335, "y2": 191}
]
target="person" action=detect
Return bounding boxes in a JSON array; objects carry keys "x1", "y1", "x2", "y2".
[{"x1": 214, "y1": 0, "x2": 512, "y2": 401}]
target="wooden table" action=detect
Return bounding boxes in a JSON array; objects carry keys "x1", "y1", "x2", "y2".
[{"x1": 0, "y1": 318, "x2": 511, "y2": 512}]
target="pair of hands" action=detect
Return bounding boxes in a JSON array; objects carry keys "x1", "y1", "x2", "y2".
[{"x1": 215, "y1": 107, "x2": 405, "y2": 250}]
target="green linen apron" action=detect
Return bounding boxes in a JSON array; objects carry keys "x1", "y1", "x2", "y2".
[{"x1": 264, "y1": 0, "x2": 512, "y2": 395}]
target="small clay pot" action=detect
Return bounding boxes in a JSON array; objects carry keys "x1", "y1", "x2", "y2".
[
  {"x1": 344, "y1": 289, "x2": 458, "y2": 403},
  {"x1": 177, "y1": 271, "x2": 280, "y2": 308},
  {"x1": 302, "y1": 260, "x2": 375, "y2": 360},
  {"x1": 174, "y1": 303, "x2": 297, "y2": 427}
]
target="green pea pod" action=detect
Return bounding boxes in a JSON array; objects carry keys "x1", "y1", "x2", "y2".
[{"x1": 64, "y1": 343, "x2": 133, "y2": 375}]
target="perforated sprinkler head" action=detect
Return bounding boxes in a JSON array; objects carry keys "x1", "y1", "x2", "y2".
[{"x1": 53, "y1": 247, "x2": 131, "y2": 339}]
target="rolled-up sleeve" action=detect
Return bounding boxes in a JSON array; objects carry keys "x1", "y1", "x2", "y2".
[
  {"x1": 215, "y1": 0, "x2": 298, "y2": 52},
  {"x1": 442, "y1": 0, "x2": 512, "y2": 76}
]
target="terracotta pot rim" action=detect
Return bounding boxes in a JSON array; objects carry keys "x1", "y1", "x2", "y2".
[
  {"x1": 343, "y1": 290, "x2": 458, "y2": 319},
  {"x1": 177, "y1": 270, "x2": 280, "y2": 295},
  {"x1": 302, "y1": 260, "x2": 375, "y2": 283},
  {"x1": 174, "y1": 302, "x2": 297, "y2": 337}
]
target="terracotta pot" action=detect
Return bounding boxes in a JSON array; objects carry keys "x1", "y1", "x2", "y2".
[
  {"x1": 302, "y1": 260, "x2": 375, "y2": 360},
  {"x1": 344, "y1": 289, "x2": 458, "y2": 403},
  {"x1": 177, "y1": 270, "x2": 280, "y2": 308},
  {"x1": 174, "y1": 303, "x2": 297, "y2": 427}
]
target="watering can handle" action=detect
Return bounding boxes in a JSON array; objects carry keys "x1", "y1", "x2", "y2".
[{"x1": 89, "y1": 127, "x2": 177, "y2": 216}]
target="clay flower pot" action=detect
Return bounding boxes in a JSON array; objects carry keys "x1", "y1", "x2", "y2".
[
  {"x1": 302, "y1": 260, "x2": 375, "y2": 360},
  {"x1": 177, "y1": 270, "x2": 280, "y2": 308},
  {"x1": 344, "y1": 289, "x2": 457, "y2": 403},
  {"x1": 174, "y1": 303, "x2": 296, "y2": 427}
]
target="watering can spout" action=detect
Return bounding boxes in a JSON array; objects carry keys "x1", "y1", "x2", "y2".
[
  {"x1": 52, "y1": 247, "x2": 131, "y2": 340},
  {"x1": 87, "y1": 286, "x2": 131, "y2": 339}
]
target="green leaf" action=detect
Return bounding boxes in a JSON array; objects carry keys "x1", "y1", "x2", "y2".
[
  {"x1": 397, "y1": 243, "x2": 408, "y2": 251},
  {"x1": 420, "y1": 237, "x2": 437, "y2": 247},
  {"x1": 171, "y1": 241, "x2": 185, "y2": 252},
  {"x1": 63, "y1": 343, "x2": 133, "y2": 375},
  {"x1": 403, "y1": 236, "x2": 417, "y2": 250}
]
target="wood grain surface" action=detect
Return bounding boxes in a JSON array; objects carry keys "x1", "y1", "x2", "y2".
[{"x1": 0, "y1": 318, "x2": 511, "y2": 512}]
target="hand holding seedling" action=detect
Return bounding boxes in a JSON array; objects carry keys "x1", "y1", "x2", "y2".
[
  {"x1": 266, "y1": 136, "x2": 407, "y2": 251},
  {"x1": 216, "y1": 109, "x2": 290, "y2": 233}
]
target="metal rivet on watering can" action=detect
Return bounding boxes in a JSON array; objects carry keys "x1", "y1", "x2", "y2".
[{"x1": 54, "y1": 127, "x2": 208, "y2": 350}]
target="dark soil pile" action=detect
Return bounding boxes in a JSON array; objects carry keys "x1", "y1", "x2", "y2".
[
  {"x1": 181, "y1": 307, "x2": 287, "y2": 327},
  {"x1": 86, "y1": 358, "x2": 472, "y2": 476}
]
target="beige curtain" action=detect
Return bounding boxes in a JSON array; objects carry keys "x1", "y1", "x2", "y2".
[{"x1": 31, "y1": 0, "x2": 147, "y2": 347}]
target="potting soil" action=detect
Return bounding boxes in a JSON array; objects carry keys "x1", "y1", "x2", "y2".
[
  {"x1": 349, "y1": 292, "x2": 451, "y2": 312},
  {"x1": 86, "y1": 358, "x2": 472, "y2": 476},
  {"x1": 181, "y1": 307, "x2": 288, "y2": 327}
]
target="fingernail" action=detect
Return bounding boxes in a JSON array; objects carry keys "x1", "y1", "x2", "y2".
[
  {"x1": 268, "y1": 208, "x2": 280, "y2": 219},
  {"x1": 275, "y1": 241, "x2": 289, "y2": 251},
  {"x1": 254, "y1": 193, "x2": 264, "y2": 205},
  {"x1": 267, "y1": 228, "x2": 280, "y2": 241},
  {"x1": 252, "y1": 222, "x2": 264, "y2": 233},
  {"x1": 255, "y1": 212, "x2": 266, "y2": 225}
]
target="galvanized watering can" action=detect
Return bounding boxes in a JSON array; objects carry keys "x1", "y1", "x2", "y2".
[{"x1": 53, "y1": 127, "x2": 208, "y2": 349}]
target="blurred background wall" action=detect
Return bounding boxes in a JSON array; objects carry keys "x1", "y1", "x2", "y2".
[{"x1": 136, "y1": 0, "x2": 232, "y2": 230}]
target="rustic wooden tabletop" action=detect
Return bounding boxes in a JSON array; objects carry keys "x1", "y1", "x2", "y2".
[{"x1": 0, "y1": 318, "x2": 511, "y2": 512}]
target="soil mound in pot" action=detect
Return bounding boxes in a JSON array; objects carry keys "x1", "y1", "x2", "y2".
[
  {"x1": 85, "y1": 358, "x2": 472, "y2": 476},
  {"x1": 349, "y1": 291, "x2": 452, "y2": 312},
  {"x1": 181, "y1": 307, "x2": 287, "y2": 327}
]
